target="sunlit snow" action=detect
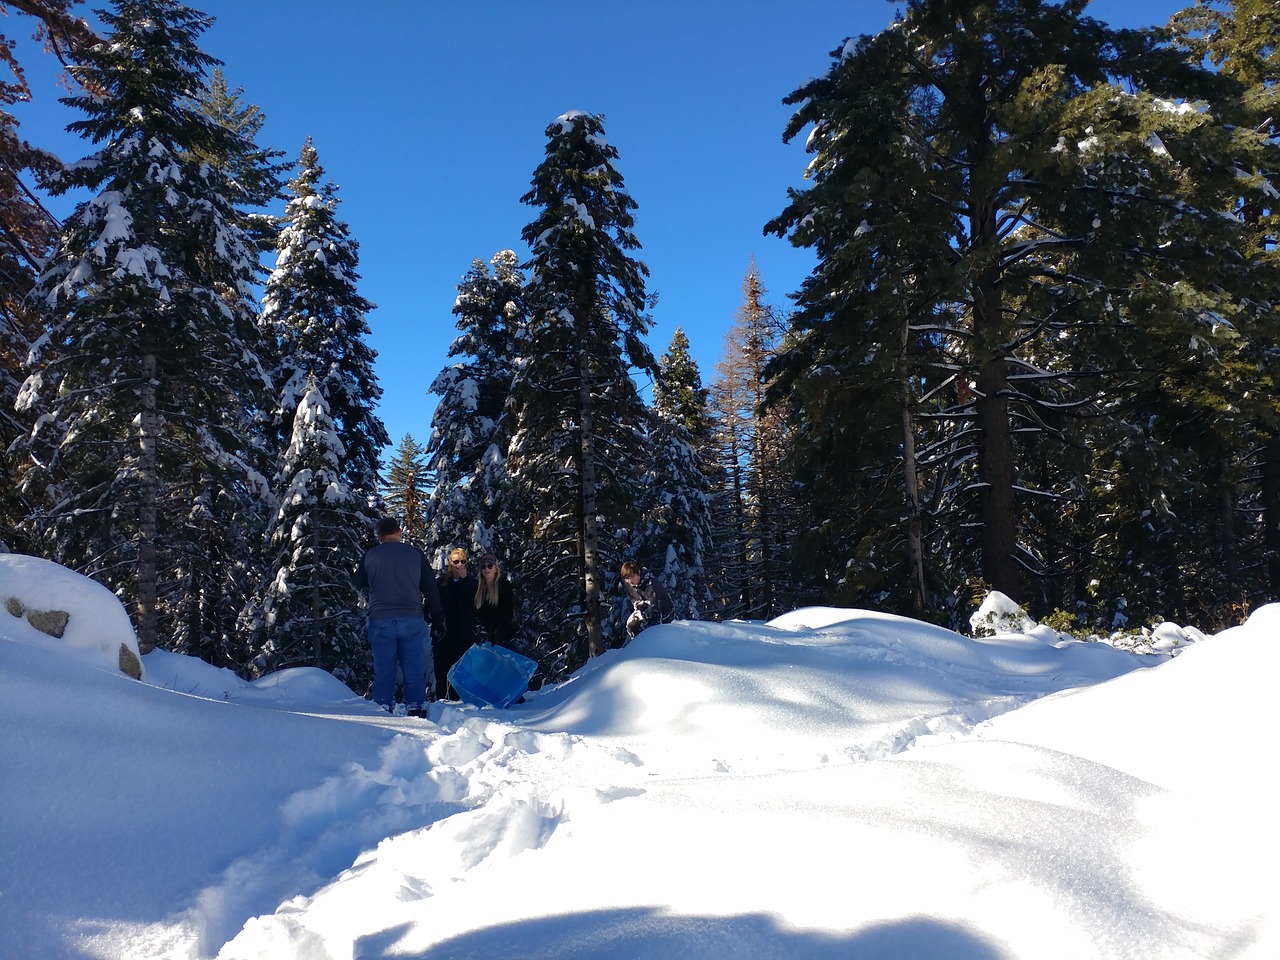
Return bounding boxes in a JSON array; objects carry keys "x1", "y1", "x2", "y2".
[{"x1": 1, "y1": 556, "x2": 1275, "y2": 959}]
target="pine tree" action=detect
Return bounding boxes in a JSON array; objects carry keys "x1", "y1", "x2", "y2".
[
  {"x1": 261, "y1": 138, "x2": 386, "y2": 521},
  {"x1": 630, "y1": 327, "x2": 714, "y2": 621},
  {"x1": 167, "y1": 69, "x2": 285, "y2": 667},
  {"x1": 195, "y1": 67, "x2": 287, "y2": 252},
  {"x1": 653, "y1": 327, "x2": 709, "y2": 437},
  {"x1": 15, "y1": 0, "x2": 273, "y2": 654},
  {"x1": 767, "y1": 0, "x2": 1265, "y2": 621},
  {"x1": 383, "y1": 433, "x2": 428, "y2": 545},
  {"x1": 509, "y1": 111, "x2": 656, "y2": 670},
  {"x1": 0, "y1": 1, "x2": 96, "y2": 555},
  {"x1": 252, "y1": 137, "x2": 387, "y2": 671},
  {"x1": 423, "y1": 249, "x2": 524, "y2": 565},
  {"x1": 256, "y1": 377, "x2": 370, "y2": 688},
  {"x1": 1168, "y1": 0, "x2": 1280, "y2": 609}
]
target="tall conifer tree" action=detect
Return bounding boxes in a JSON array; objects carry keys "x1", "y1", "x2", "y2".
[
  {"x1": 0, "y1": 1, "x2": 96, "y2": 555},
  {"x1": 509, "y1": 111, "x2": 656, "y2": 669},
  {"x1": 1169, "y1": 0, "x2": 1280, "y2": 607},
  {"x1": 768, "y1": 0, "x2": 1266, "y2": 621},
  {"x1": 15, "y1": 0, "x2": 273, "y2": 653},
  {"x1": 261, "y1": 139, "x2": 386, "y2": 511},
  {"x1": 255, "y1": 137, "x2": 386, "y2": 669},
  {"x1": 383, "y1": 433, "x2": 429, "y2": 546},
  {"x1": 629, "y1": 328, "x2": 715, "y2": 622},
  {"x1": 424, "y1": 249, "x2": 524, "y2": 565},
  {"x1": 707, "y1": 263, "x2": 796, "y2": 619},
  {"x1": 256, "y1": 377, "x2": 370, "y2": 687}
]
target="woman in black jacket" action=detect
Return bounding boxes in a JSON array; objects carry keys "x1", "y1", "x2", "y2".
[
  {"x1": 473, "y1": 553, "x2": 516, "y2": 645},
  {"x1": 436, "y1": 547, "x2": 477, "y2": 698}
]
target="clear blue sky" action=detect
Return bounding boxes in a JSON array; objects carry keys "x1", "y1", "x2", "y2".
[{"x1": 15, "y1": 0, "x2": 1187, "y2": 463}]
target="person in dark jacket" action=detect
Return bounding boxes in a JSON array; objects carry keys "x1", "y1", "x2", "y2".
[
  {"x1": 435, "y1": 547, "x2": 478, "y2": 698},
  {"x1": 620, "y1": 559, "x2": 674, "y2": 642},
  {"x1": 473, "y1": 552, "x2": 516, "y2": 645},
  {"x1": 352, "y1": 517, "x2": 445, "y2": 716}
]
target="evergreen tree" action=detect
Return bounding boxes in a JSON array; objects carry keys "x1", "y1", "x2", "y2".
[
  {"x1": 653, "y1": 327, "x2": 709, "y2": 437},
  {"x1": 704, "y1": 340, "x2": 752, "y2": 620},
  {"x1": 630, "y1": 327, "x2": 715, "y2": 621},
  {"x1": 383, "y1": 433, "x2": 428, "y2": 545},
  {"x1": 253, "y1": 137, "x2": 387, "y2": 670},
  {"x1": 256, "y1": 376, "x2": 369, "y2": 688},
  {"x1": 0, "y1": 0, "x2": 95, "y2": 555},
  {"x1": 261, "y1": 138, "x2": 386, "y2": 520},
  {"x1": 423, "y1": 249, "x2": 524, "y2": 564},
  {"x1": 509, "y1": 111, "x2": 656, "y2": 671},
  {"x1": 767, "y1": 0, "x2": 1266, "y2": 622},
  {"x1": 195, "y1": 67, "x2": 287, "y2": 252},
  {"x1": 168, "y1": 70, "x2": 285, "y2": 667},
  {"x1": 14, "y1": 0, "x2": 273, "y2": 653},
  {"x1": 1168, "y1": 0, "x2": 1280, "y2": 609}
]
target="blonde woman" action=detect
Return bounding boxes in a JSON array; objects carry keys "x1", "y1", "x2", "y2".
[
  {"x1": 434, "y1": 547, "x2": 477, "y2": 698},
  {"x1": 473, "y1": 553, "x2": 516, "y2": 645}
]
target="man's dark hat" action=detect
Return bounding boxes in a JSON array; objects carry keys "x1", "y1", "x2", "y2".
[{"x1": 375, "y1": 517, "x2": 401, "y2": 538}]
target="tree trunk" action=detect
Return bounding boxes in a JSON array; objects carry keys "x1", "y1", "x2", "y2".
[
  {"x1": 1262, "y1": 428, "x2": 1280, "y2": 597},
  {"x1": 136, "y1": 352, "x2": 159, "y2": 654},
  {"x1": 577, "y1": 341, "x2": 605, "y2": 658},
  {"x1": 312, "y1": 512, "x2": 324, "y2": 668},
  {"x1": 974, "y1": 353, "x2": 1019, "y2": 599},
  {"x1": 898, "y1": 317, "x2": 926, "y2": 615},
  {"x1": 972, "y1": 253, "x2": 1020, "y2": 601}
]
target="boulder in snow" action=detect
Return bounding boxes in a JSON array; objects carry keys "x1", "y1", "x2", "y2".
[{"x1": 0, "y1": 554, "x2": 143, "y2": 679}]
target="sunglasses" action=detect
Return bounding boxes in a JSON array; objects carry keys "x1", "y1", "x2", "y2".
[
  {"x1": 482, "y1": 561, "x2": 497, "y2": 569},
  {"x1": 450, "y1": 558, "x2": 467, "y2": 566}
]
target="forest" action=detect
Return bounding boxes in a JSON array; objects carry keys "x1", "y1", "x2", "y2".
[{"x1": 1, "y1": 0, "x2": 1276, "y2": 691}]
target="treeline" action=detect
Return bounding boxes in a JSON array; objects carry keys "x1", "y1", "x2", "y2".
[
  {"x1": 3, "y1": 0, "x2": 1277, "y2": 693},
  {"x1": 764, "y1": 0, "x2": 1279, "y2": 632}
]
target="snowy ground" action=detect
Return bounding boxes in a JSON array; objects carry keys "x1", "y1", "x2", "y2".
[{"x1": 1, "y1": 557, "x2": 1276, "y2": 959}]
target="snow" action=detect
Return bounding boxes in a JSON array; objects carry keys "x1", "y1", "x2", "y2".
[{"x1": 1, "y1": 556, "x2": 1276, "y2": 960}]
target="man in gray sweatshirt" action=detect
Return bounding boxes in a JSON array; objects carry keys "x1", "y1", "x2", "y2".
[{"x1": 353, "y1": 517, "x2": 446, "y2": 715}]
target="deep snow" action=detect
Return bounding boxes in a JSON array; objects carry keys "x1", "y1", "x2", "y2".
[{"x1": 1, "y1": 556, "x2": 1276, "y2": 959}]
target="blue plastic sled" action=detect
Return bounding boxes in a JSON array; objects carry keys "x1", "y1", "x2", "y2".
[{"x1": 447, "y1": 642, "x2": 538, "y2": 708}]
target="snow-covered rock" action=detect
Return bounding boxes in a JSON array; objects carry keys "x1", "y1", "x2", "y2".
[{"x1": 0, "y1": 554, "x2": 142, "y2": 679}]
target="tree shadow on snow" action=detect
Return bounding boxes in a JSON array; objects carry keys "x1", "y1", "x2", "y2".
[{"x1": 359, "y1": 908, "x2": 1006, "y2": 959}]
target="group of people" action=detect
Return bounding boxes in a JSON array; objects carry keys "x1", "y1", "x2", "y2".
[
  {"x1": 351, "y1": 517, "x2": 515, "y2": 715},
  {"x1": 352, "y1": 516, "x2": 675, "y2": 715}
]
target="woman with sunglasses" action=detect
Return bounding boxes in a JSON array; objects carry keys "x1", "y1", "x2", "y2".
[
  {"x1": 434, "y1": 548, "x2": 477, "y2": 699},
  {"x1": 473, "y1": 553, "x2": 516, "y2": 646}
]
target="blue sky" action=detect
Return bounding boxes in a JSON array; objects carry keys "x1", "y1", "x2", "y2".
[{"x1": 15, "y1": 0, "x2": 1187, "y2": 463}]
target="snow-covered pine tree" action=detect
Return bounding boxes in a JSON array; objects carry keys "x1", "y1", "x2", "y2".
[
  {"x1": 627, "y1": 327, "x2": 715, "y2": 624},
  {"x1": 383, "y1": 433, "x2": 429, "y2": 546},
  {"x1": 168, "y1": 69, "x2": 286, "y2": 669},
  {"x1": 0, "y1": 2, "x2": 96, "y2": 555},
  {"x1": 15, "y1": 0, "x2": 273, "y2": 654},
  {"x1": 253, "y1": 137, "x2": 387, "y2": 671},
  {"x1": 423, "y1": 249, "x2": 524, "y2": 566},
  {"x1": 653, "y1": 327, "x2": 709, "y2": 438},
  {"x1": 256, "y1": 376, "x2": 369, "y2": 688},
  {"x1": 510, "y1": 111, "x2": 657, "y2": 670},
  {"x1": 767, "y1": 0, "x2": 1267, "y2": 624},
  {"x1": 262, "y1": 138, "x2": 387, "y2": 507}
]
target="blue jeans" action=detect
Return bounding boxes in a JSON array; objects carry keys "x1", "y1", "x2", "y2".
[{"x1": 368, "y1": 617, "x2": 432, "y2": 709}]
